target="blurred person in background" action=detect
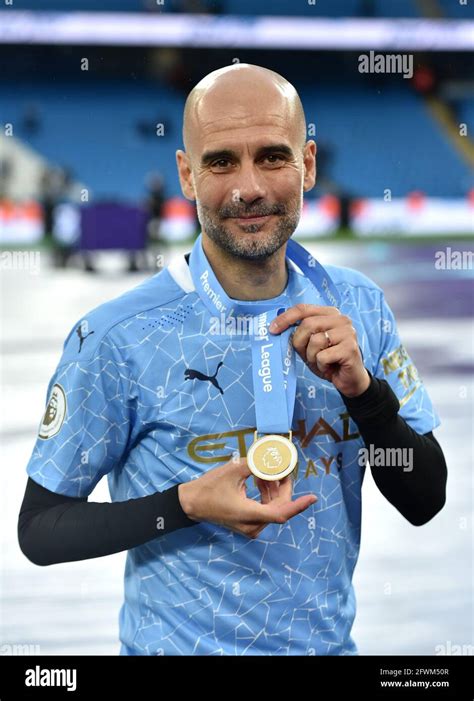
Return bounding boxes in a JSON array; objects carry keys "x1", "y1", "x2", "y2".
[
  {"x1": 39, "y1": 166, "x2": 69, "y2": 247},
  {"x1": 0, "y1": 157, "x2": 12, "y2": 200},
  {"x1": 142, "y1": 170, "x2": 166, "y2": 268}
]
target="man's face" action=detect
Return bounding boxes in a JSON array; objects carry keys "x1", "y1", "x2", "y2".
[{"x1": 177, "y1": 93, "x2": 316, "y2": 261}]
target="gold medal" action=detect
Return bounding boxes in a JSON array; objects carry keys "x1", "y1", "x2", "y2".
[{"x1": 247, "y1": 431, "x2": 297, "y2": 481}]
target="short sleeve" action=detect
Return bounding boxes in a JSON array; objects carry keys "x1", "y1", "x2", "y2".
[
  {"x1": 374, "y1": 292, "x2": 441, "y2": 435},
  {"x1": 26, "y1": 334, "x2": 133, "y2": 498}
]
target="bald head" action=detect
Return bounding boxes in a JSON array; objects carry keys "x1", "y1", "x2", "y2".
[
  {"x1": 182, "y1": 63, "x2": 307, "y2": 159},
  {"x1": 176, "y1": 63, "x2": 316, "y2": 263}
]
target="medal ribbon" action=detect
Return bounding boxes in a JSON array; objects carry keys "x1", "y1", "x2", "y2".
[{"x1": 189, "y1": 233, "x2": 341, "y2": 436}]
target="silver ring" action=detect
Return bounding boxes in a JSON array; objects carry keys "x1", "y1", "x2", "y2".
[{"x1": 324, "y1": 331, "x2": 332, "y2": 347}]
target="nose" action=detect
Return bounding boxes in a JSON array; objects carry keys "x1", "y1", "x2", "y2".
[{"x1": 233, "y1": 160, "x2": 267, "y2": 205}]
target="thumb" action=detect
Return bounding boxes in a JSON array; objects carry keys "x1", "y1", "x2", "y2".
[
  {"x1": 287, "y1": 493, "x2": 318, "y2": 514},
  {"x1": 269, "y1": 494, "x2": 317, "y2": 523},
  {"x1": 227, "y1": 457, "x2": 252, "y2": 480}
]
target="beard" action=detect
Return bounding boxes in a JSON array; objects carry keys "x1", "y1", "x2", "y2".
[{"x1": 196, "y1": 192, "x2": 302, "y2": 261}]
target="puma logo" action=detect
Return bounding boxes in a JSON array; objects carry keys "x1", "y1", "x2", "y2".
[
  {"x1": 76, "y1": 324, "x2": 95, "y2": 352},
  {"x1": 184, "y1": 361, "x2": 224, "y2": 395}
]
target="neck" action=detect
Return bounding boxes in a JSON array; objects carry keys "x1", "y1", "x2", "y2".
[{"x1": 201, "y1": 233, "x2": 288, "y2": 301}]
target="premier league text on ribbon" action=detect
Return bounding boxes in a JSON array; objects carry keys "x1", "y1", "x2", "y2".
[
  {"x1": 256, "y1": 312, "x2": 273, "y2": 393},
  {"x1": 199, "y1": 269, "x2": 227, "y2": 313}
]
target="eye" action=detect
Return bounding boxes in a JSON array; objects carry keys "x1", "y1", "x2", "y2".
[
  {"x1": 211, "y1": 159, "x2": 232, "y2": 169},
  {"x1": 263, "y1": 154, "x2": 285, "y2": 165}
]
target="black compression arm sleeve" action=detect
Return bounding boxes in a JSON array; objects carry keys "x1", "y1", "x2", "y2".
[
  {"x1": 341, "y1": 371, "x2": 447, "y2": 526},
  {"x1": 18, "y1": 478, "x2": 197, "y2": 566}
]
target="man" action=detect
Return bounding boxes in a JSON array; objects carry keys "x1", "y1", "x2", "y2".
[{"x1": 19, "y1": 64, "x2": 447, "y2": 656}]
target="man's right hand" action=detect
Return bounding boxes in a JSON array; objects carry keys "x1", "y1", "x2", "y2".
[{"x1": 178, "y1": 458, "x2": 317, "y2": 539}]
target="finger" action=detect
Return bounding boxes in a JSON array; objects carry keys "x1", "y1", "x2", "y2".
[
  {"x1": 275, "y1": 475, "x2": 293, "y2": 502},
  {"x1": 305, "y1": 328, "x2": 346, "y2": 365},
  {"x1": 255, "y1": 478, "x2": 272, "y2": 504},
  {"x1": 269, "y1": 303, "x2": 339, "y2": 334},
  {"x1": 227, "y1": 457, "x2": 252, "y2": 483},
  {"x1": 315, "y1": 340, "x2": 353, "y2": 374},
  {"x1": 292, "y1": 323, "x2": 336, "y2": 362},
  {"x1": 259, "y1": 494, "x2": 318, "y2": 524},
  {"x1": 252, "y1": 477, "x2": 286, "y2": 511},
  {"x1": 268, "y1": 479, "x2": 280, "y2": 500},
  {"x1": 293, "y1": 328, "x2": 339, "y2": 365}
]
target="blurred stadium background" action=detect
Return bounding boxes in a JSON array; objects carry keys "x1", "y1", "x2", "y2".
[{"x1": 0, "y1": 0, "x2": 473, "y2": 656}]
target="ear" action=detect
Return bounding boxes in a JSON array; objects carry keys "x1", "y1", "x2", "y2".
[
  {"x1": 303, "y1": 140, "x2": 317, "y2": 193},
  {"x1": 176, "y1": 150, "x2": 196, "y2": 201}
]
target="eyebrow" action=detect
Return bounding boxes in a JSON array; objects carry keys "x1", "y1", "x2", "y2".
[{"x1": 200, "y1": 143, "x2": 295, "y2": 167}]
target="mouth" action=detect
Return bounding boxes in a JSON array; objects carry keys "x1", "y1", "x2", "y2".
[{"x1": 232, "y1": 214, "x2": 273, "y2": 225}]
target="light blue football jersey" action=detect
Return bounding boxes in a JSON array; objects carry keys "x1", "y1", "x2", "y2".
[{"x1": 26, "y1": 245, "x2": 440, "y2": 655}]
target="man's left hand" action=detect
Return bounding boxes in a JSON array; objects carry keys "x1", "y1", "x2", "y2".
[{"x1": 269, "y1": 304, "x2": 370, "y2": 398}]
